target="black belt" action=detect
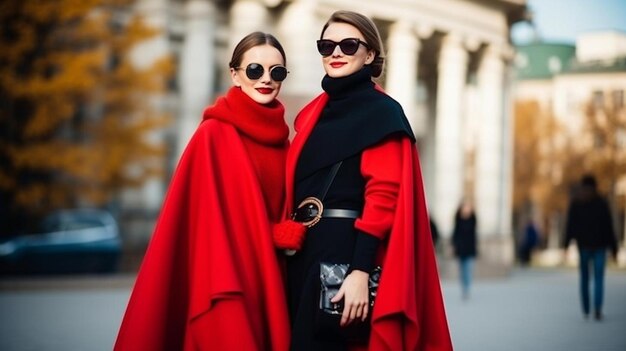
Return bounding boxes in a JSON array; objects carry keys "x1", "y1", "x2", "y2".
[
  {"x1": 323, "y1": 209, "x2": 360, "y2": 219},
  {"x1": 293, "y1": 205, "x2": 359, "y2": 223}
]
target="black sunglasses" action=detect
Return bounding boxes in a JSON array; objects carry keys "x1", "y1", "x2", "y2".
[
  {"x1": 236, "y1": 63, "x2": 288, "y2": 82},
  {"x1": 316, "y1": 38, "x2": 371, "y2": 57}
]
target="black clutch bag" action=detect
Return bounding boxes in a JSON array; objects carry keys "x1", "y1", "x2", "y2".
[{"x1": 316, "y1": 262, "x2": 382, "y2": 343}]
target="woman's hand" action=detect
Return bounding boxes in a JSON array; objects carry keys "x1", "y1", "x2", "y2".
[{"x1": 330, "y1": 270, "x2": 370, "y2": 326}]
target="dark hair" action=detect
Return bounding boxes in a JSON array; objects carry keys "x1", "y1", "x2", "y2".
[
  {"x1": 320, "y1": 11, "x2": 385, "y2": 77},
  {"x1": 581, "y1": 174, "x2": 597, "y2": 189},
  {"x1": 229, "y1": 32, "x2": 287, "y2": 69}
]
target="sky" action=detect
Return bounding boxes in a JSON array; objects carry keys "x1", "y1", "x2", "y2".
[{"x1": 511, "y1": 0, "x2": 626, "y2": 44}]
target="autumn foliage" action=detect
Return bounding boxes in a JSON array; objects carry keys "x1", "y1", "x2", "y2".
[
  {"x1": 582, "y1": 97, "x2": 626, "y2": 199},
  {"x1": 513, "y1": 96, "x2": 626, "y2": 240},
  {"x1": 0, "y1": 0, "x2": 173, "y2": 234}
]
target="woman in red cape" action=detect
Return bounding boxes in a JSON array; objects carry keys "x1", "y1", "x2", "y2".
[
  {"x1": 114, "y1": 32, "x2": 291, "y2": 351},
  {"x1": 273, "y1": 11, "x2": 453, "y2": 351}
]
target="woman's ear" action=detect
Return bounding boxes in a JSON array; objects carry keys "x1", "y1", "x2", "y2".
[
  {"x1": 230, "y1": 67, "x2": 241, "y2": 87},
  {"x1": 365, "y1": 51, "x2": 375, "y2": 65}
]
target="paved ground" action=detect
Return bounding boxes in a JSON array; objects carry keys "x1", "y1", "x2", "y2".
[
  {"x1": 1, "y1": 267, "x2": 625, "y2": 351},
  {"x1": 442, "y1": 268, "x2": 626, "y2": 351}
]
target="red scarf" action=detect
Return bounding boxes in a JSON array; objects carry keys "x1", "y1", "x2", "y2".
[
  {"x1": 203, "y1": 87, "x2": 289, "y2": 221},
  {"x1": 203, "y1": 86, "x2": 288, "y2": 145}
]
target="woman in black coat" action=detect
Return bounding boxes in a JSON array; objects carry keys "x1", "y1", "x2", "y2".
[
  {"x1": 452, "y1": 200, "x2": 477, "y2": 299},
  {"x1": 271, "y1": 10, "x2": 452, "y2": 351}
]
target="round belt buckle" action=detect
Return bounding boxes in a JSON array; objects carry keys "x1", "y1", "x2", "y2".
[{"x1": 292, "y1": 197, "x2": 323, "y2": 228}]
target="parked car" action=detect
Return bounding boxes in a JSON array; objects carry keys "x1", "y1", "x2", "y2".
[{"x1": 0, "y1": 209, "x2": 121, "y2": 274}]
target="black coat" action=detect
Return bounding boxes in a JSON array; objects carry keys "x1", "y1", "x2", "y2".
[
  {"x1": 565, "y1": 193, "x2": 617, "y2": 253},
  {"x1": 287, "y1": 67, "x2": 414, "y2": 351},
  {"x1": 452, "y1": 215, "x2": 477, "y2": 258}
]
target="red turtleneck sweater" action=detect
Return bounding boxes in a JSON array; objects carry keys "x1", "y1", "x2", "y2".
[{"x1": 202, "y1": 87, "x2": 289, "y2": 222}]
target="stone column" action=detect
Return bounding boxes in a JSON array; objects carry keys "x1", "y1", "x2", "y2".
[
  {"x1": 434, "y1": 34, "x2": 468, "y2": 237},
  {"x1": 229, "y1": 0, "x2": 270, "y2": 51},
  {"x1": 421, "y1": 77, "x2": 438, "y2": 213},
  {"x1": 499, "y1": 52, "x2": 516, "y2": 263},
  {"x1": 501, "y1": 56, "x2": 516, "y2": 237},
  {"x1": 127, "y1": 0, "x2": 170, "y2": 211},
  {"x1": 277, "y1": 0, "x2": 325, "y2": 99},
  {"x1": 385, "y1": 21, "x2": 420, "y2": 135},
  {"x1": 177, "y1": 0, "x2": 215, "y2": 158},
  {"x1": 414, "y1": 24, "x2": 436, "y2": 204},
  {"x1": 475, "y1": 45, "x2": 505, "y2": 238},
  {"x1": 131, "y1": 0, "x2": 169, "y2": 70}
]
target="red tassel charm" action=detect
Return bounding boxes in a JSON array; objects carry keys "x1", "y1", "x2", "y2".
[{"x1": 272, "y1": 219, "x2": 306, "y2": 250}]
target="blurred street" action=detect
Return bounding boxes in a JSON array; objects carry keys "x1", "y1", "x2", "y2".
[
  {"x1": 442, "y1": 268, "x2": 626, "y2": 351},
  {"x1": 1, "y1": 267, "x2": 625, "y2": 351}
]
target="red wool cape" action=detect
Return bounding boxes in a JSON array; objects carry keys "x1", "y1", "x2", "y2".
[
  {"x1": 114, "y1": 120, "x2": 290, "y2": 351},
  {"x1": 287, "y1": 92, "x2": 453, "y2": 351}
]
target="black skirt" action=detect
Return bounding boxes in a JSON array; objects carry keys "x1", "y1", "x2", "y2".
[{"x1": 286, "y1": 217, "x2": 360, "y2": 351}]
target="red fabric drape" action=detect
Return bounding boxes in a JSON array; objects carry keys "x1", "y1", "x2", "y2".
[{"x1": 114, "y1": 120, "x2": 290, "y2": 351}]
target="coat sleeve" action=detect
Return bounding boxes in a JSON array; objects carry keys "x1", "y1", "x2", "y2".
[
  {"x1": 563, "y1": 202, "x2": 577, "y2": 248},
  {"x1": 600, "y1": 198, "x2": 618, "y2": 255},
  {"x1": 350, "y1": 137, "x2": 404, "y2": 273},
  {"x1": 354, "y1": 136, "x2": 404, "y2": 239}
]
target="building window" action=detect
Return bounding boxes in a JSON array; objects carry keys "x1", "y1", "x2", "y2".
[
  {"x1": 612, "y1": 89, "x2": 624, "y2": 111},
  {"x1": 617, "y1": 128, "x2": 626, "y2": 148},
  {"x1": 593, "y1": 90, "x2": 604, "y2": 110},
  {"x1": 594, "y1": 133, "x2": 605, "y2": 148},
  {"x1": 566, "y1": 91, "x2": 576, "y2": 114},
  {"x1": 515, "y1": 53, "x2": 528, "y2": 68},
  {"x1": 548, "y1": 56, "x2": 562, "y2": 74}
]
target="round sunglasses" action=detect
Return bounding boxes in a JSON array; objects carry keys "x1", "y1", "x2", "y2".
[
  {"x1": 236, "y1": 63, "x2": 288, "y2": 82},
  {"x1": 316, "y1": 38, "x2": 371, "y2": 57}
]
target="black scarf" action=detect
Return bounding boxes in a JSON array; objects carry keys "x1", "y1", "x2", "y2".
[{"x1": 295, "y1": 67, "x2": 415, "y2": 181}]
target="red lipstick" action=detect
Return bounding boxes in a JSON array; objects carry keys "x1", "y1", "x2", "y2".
[
  {"x1": 256, "y1": 88, "x2": 273, "y2": 94},
  {"x1": 330, "y1": 62, "x2": 347, "y2": 68}
]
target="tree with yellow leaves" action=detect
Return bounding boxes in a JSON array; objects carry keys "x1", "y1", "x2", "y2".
[
  {"x1": 513, "y1": 100, "x2": 585, "y2": 246},
  {"x1": 581, "y1": 95, "x2": 626, "y2": 242},
  {"x1": 0, "y1": 0, "x2": 172, "y2": 235},
  {"x1": 514, "y1": 94, "x2": 626, "y2": 249}
]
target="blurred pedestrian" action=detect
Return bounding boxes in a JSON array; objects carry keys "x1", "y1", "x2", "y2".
[
  {"x1": 430, "y1": 217, "x2": 440, "y2": 248},
  {"x1": 114, "y1": 32, "x2": 291, "y2": 350},
  {"x1": 272, "y1": 10, "x2": 452, "y2": 351},
  {"x1": 452, "y1": 199, "x2": 478, "y2": 300},
  {"x1": 519, "y1": 219, "x2": 539, "y2": 266},
  {"x1": 564, "y1": 174, "x2": 618, "y2": 321}
]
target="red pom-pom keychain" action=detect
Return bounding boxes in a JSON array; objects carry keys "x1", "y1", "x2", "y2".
[{"x1": 272, "y1": 219, "x2": 307, "y2": 251}]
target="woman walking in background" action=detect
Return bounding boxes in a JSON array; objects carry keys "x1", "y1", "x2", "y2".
[{"x1": 452, "y1": 200, "x2": 478, "y2": 300}]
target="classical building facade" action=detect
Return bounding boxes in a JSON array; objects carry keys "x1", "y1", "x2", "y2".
[
  {"x1": 515, "y1": 31, "x2": 626, "y2": 138},
  {"x1": 131, "y1": 0, "x2": 528, "y2": 263}
]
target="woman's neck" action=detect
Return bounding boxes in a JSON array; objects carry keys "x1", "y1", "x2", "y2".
[{"x1": 321, "y1": 66, "x2": 374, "y2": 100}]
